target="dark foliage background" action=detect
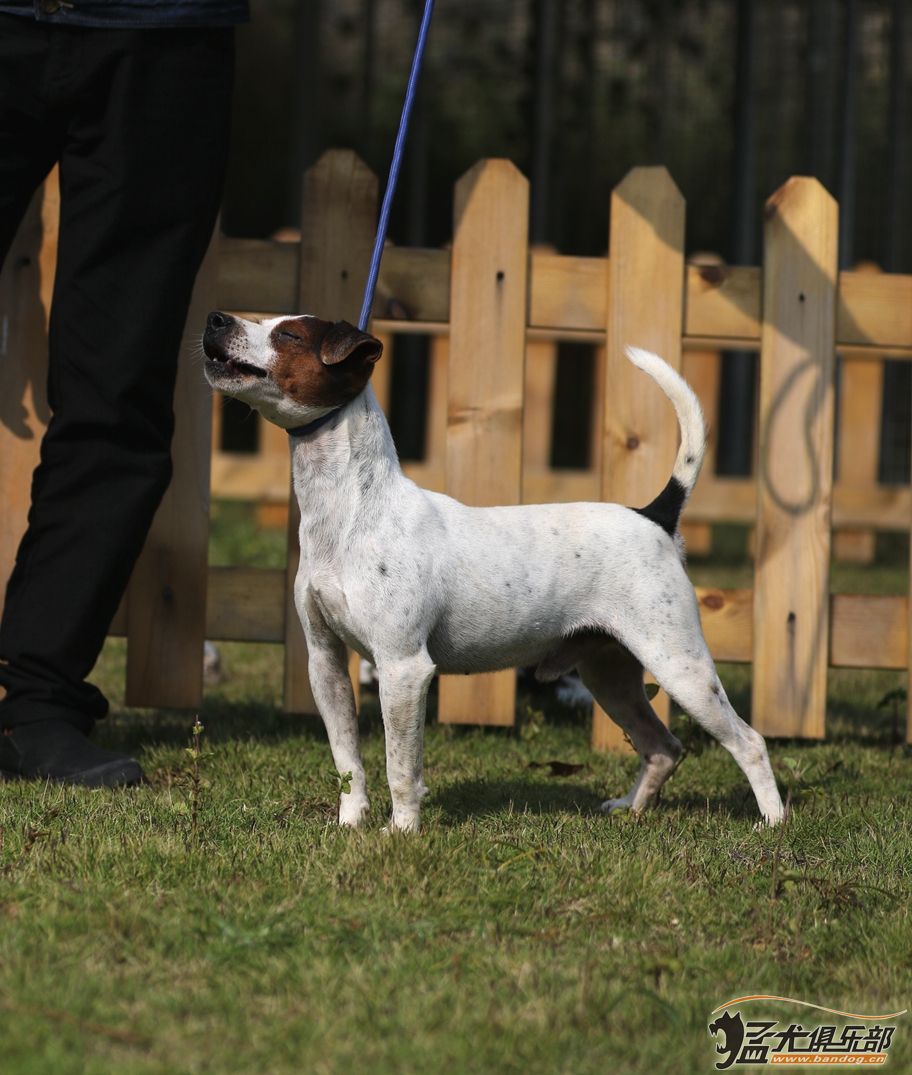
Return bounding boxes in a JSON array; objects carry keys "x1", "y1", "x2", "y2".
[
  {"x1": 220, "y1": 0, "x2": 911, "y2": 476},
  {"x1": 224, "y1": 0, "x2": 909, "y2": 264}
]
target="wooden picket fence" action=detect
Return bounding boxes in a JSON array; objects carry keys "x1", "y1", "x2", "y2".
[{"x1": 2, "y1": 151, "x2": 912, "y2": 749}]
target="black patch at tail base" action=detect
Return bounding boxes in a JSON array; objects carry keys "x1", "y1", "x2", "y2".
[{"x1": 633, "y1": 476, "x2": 687, "y2": 536}]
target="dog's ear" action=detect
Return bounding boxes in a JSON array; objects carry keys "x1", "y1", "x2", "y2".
[{"x1": 319, "y1": 321, "x2": 383, "y2": 367}]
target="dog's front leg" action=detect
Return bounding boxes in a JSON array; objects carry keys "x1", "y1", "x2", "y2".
[
  {"x1": 304, "y1": 626, "x2": 370, "y2": 828},
  {"x1": 377, "y1": 650, "x2": 436, "y2": 833}
]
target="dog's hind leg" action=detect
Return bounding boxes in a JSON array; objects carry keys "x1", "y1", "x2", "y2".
[
  {"x1": 578, "y1": 642, "x2": 683, "y2": 815},
  {"x1": 377, "y1": 649, "x2": 436, "y2": 833},
  {"x1": 621, "y1": 593, "x2": 784, "y2": 824},
  {"x1": 659, "y1": 654, "x2": 783, "y2": 825}
]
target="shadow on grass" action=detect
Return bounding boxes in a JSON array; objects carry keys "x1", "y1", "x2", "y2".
[
  {"x1": 663, "y1": 786, "x2": 769, "y2": 821},
  {"x1": 95, "y1": 699, "x2": 330, "y2": 754},
  {"x1": 432, "y1": 774, "x2": 771, "y2": 825},
  {"x1": 432, "y1": 776, "x2": 604, "y2": 822}
]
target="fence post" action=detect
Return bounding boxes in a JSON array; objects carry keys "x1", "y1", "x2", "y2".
[
  {"x1": 522, "y1": 244, "x2": 558, "y2": 478},
  {"x1": 522, "y1": 338, "x2": 558, "y2": 472},
  {"x1": 125, "y1": 230, "x2": 219, "y2": 707},
  {"x1": 834, "y1": 262, "x2": 883, "y2": 564},
  {"x1": 438, "y1": 159, "x2": 529, "y2": 726},
  {"x1": 679, "y1": 347, "x2": 720, "y2": 556},
  {"x1": 679, "y1": 255, "x2": 724, "y2": 556},
  {"x1": 284, "y1": 150, "x2": 378, "y2": 714},
  {"x1": 0, "y1": 177, "x2": 56, "y2": 631},
  {"x1": 593, "y1": 166, "x2": 685, "y2": 751},
  {"x1": 254, "y1": 415, "x2": 295, "y2": 530},
  {"x1": 425, "y1": 333, "x2": 449, "y2": 490},
  {"x1": 753, "y1": 177, "x2": 838, "y2": 739},
  {"x1": 835, "y1": 358, "x2": 881, "y2": 562}
]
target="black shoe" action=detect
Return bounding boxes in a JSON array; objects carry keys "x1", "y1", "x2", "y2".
[{"x1": 0, "y1": 719, "x2": 144, "y2": 788}]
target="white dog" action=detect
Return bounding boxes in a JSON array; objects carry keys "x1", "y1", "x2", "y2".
[{"x1": 203, "y1": 312, "x2": 784, "y2": 831}]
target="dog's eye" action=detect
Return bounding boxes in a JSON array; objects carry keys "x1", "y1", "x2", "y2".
[{"x1": 278, "y1": 330, "x2": 301, "y2": 343}]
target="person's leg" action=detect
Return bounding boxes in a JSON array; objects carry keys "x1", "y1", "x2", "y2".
[
  {"x1": 0, "y1": 26, "x2": 234, "y2": 783},
  {"x1": 0, "y1": 18, "x2": 111, "y2": 782},
  {"x1": 0, "y1": 17, "x2": 62, "y2": 275}
]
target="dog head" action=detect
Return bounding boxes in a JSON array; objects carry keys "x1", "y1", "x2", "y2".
[{"x1": 202, "y1": 312, "x2": 383, "y2": 429}]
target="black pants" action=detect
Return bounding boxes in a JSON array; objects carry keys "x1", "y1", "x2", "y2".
[{"x1": 0, "y1": 17, "x2": 234, "y2": 732}]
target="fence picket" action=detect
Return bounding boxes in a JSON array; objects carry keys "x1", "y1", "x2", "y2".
[
  {"x1": 438, "y1": 160, "x2": 529, "y2": 726},
  {"x1": 834, "y1": 357, "x2": 882, "y2": 563},
  {"x1": 752, "y1": 177, "x2": 838, "y2": 739},
  {"x1": 425, "y1": 334, "x2": 449, "y2": 489},
  {"x1": 679, "y1": 348, "x2": 721, "y2": 556},
  {"x1": 522, "y1": 245, "x2": 559, "y2": 481},
  {"x1": 124, "y1": 231, "x2": 218, "y2": 707},
  {"x1": 593, "y1": 166, "x2": 685, "y2": 751},
  {"x1": 834, "y1": 264, "x2": 885, "y2": 565},
  {"x1": 522, "y1": 339, "x2": 558, "y2": 473}
]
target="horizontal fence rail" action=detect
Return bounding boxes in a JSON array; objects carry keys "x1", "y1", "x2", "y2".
[
  {"x1": 218, "y1": 245, "x2": 912, "y2": 355},
  {"x1": 2, "y1": 151, "x2": 911, "y2": 749}
]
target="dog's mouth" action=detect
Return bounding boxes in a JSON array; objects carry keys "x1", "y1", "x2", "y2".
[
  {"x1": 203, "y1": 327, "x2": 268, "y2": 380},
  {"x1": 204, "y1": 352, "x2": 268, "y2": 380}
]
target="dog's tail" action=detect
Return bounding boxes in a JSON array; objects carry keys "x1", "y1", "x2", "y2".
[{"x1": 624, "y1": 346, "x2": 706, "y2": 537}]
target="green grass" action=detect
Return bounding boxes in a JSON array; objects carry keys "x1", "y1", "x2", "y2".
[{"x1": 0, "y1": 511, "x2": 910, "y2": 1075}]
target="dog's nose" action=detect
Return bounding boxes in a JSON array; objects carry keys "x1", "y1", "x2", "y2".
[
  {"x1": 207, "y1": 311, "x2": 234, "y2": 333},
  {"x1": 204, "y1": 311, "x2": 235, "y2": 361}
]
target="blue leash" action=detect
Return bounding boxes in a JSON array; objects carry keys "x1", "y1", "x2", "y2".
[
  {"x1": 358, "y1": 0, "x2": 436, "y2": 333},
  {"x1": 289, "y1": 0, "x2": 435, "y2": 439}
]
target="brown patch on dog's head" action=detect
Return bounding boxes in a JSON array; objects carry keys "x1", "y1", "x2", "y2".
[{"x1": 270, "y1": 317, "x2": 383, "y2": 408}]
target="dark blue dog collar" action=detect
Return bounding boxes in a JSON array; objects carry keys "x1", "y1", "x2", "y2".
[{"x1": 287, "y1": 406, "x2": 343, "y2": 438}]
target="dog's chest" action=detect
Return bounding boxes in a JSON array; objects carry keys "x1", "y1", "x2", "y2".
[{"x1": 302, "y1": 563, "x2": 375, "y2": 659}]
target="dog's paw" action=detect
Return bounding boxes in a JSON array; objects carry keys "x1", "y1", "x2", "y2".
[
  {"x1": 600, "y1": 796, "x2": 633, "y2": 815},
  {"x1": 338, "y1": 797, "x2": 370, "y2": 828},
  {"x1": 382, "y1": 812, "x2": 421, "y2": 835},
  {"x1": 752, "y1": 810, "x2": 786, "y2": 831}
]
